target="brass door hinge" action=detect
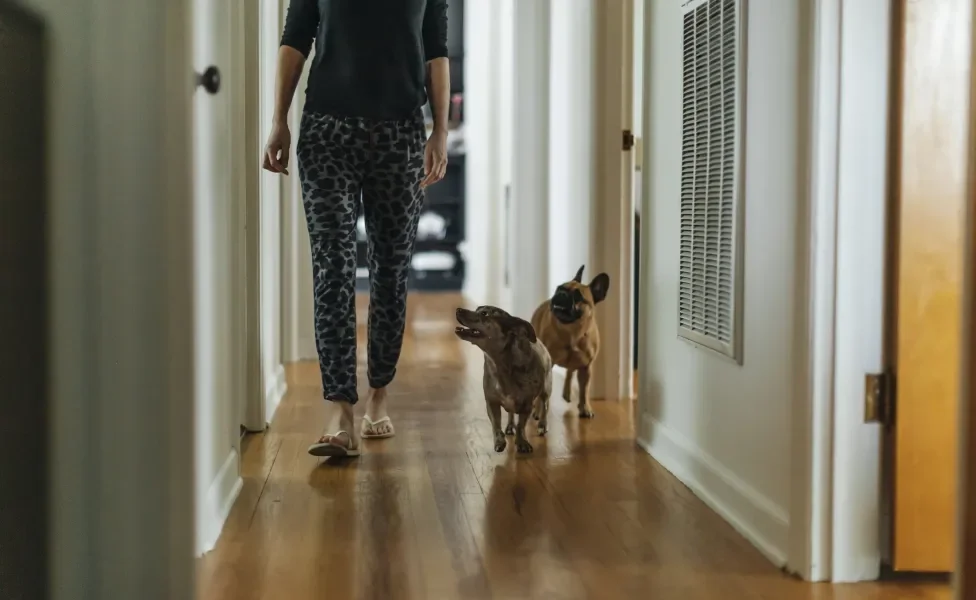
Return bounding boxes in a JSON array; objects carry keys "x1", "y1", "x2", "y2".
[
  {"x1": 864, "y1": 371, "x2": 895, "y2": 426},
  {"x1": 622, "y1": 129, "x2": 635, "y2": 151}
]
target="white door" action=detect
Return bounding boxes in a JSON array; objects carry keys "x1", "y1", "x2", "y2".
[{"x1": 192, "y1": 0, "x2": 246, "y2": 553}]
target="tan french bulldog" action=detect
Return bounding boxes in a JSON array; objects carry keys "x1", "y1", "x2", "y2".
[{"x1": 530, "y1": 265, "x2": 610, "y2": 418}]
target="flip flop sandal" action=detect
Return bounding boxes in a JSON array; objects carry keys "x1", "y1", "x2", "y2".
[
  {"x1": 360, "y1": 415, "x2": 395, "y2": 439},
  {"x1": 307, "y1": 431, "x2": 361, "y2": 457}
]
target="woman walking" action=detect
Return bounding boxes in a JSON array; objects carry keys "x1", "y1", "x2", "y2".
[{"x1": 263, "y1": 0, "x2": 450, "y2": 457}]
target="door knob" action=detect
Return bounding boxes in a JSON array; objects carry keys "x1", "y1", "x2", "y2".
[{"x1": 196, "y1": 66, "x2": 221, "y2": 95}]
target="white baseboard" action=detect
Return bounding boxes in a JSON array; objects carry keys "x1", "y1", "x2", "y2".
[
  {"x1": 196, "y1": 449, "x2": 243, "y2": 556},
  {"x1": 637, "y1": 413, "x2": 790, "y2": 567},
  {"x1": 264, "y1": 363, "x2": 287, "y2": 425}
]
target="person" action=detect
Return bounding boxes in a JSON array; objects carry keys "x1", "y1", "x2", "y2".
[{"x1": 263, "y1": 0, "x2": 450, "y2": 458}]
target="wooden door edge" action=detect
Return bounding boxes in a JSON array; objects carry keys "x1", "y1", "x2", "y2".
[
  {"x1": 879, "y1": 0, "x2": 908, "y2": 569},
  {"x1": 954, "y1": 3, "x2": 976, "y2": 595}
]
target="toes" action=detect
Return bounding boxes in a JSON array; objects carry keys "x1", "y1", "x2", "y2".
[{"x1": 318, "y1": 433, "x2": 350, "y2": 448}]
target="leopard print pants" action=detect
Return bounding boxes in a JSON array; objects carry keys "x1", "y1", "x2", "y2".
[{"x1": 296, "y1": 110, "x2": 427, "y2": 404}]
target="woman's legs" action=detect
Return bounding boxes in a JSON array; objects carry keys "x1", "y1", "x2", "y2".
[
  {"x1": 359, "y1": 115, "x2": 427, "y2": 436},
  {"x1": 297, "y1": 112, "x2": 368, "y2": 451}
]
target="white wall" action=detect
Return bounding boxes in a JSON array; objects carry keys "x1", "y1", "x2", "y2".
[
  {"x1": 282, "y1": 38, "x2": 317, "y2": 363},
  {"x1": 638, "y1": 0, "x2": 810, "y2": 566},
  {"x1": 547, "y1": 0, "x2": 595, "y2": 293},
  {"x1": 36, "y1": 0, "x2": 197, "y2": 595},
  {"x1": 508, "y1": 0, "x2": 552, "y2": 320},
  {"x1": 497, "y1": 0, "x2": 514, "y2": 306},
  {"x1": 462, "y1": 0, "x2": 506, "y2": 306}
]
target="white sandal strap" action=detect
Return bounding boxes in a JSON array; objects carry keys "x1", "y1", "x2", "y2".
[
  {"x1": 318, "y1": 430, "x2": 351, "y2": 443},
  {"x1": 362, "y1": 415, "x2": 391, "y2": 426}
]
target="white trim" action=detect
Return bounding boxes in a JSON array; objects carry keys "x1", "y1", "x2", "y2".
[
  {"x1": 195, "y1": 450, "x2": 244, "y2": 556},
  {"x1": 829, "y1": 0, "x2": 891, "y2": 582},
  {"x1": 265, "y1": 363, "x2": 288, "y2": 425},
  {"x1": 228, "y1": 0, "x2": 249, "y2": 439},
  {"x1": 242, "y1": 0, "x2": 266, "y2": 431},
  {"x1": 259, "y1": 0, "x2": 285, "y2": 433},
  {"x1": 788, "y1": 0, "x2": 841, "y2": 583},
  {"x1": 638, "y1": 415, "x2": 791, "y2": 567}
]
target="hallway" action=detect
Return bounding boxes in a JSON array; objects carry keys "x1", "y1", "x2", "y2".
[{"x1": 197, "y1": 294, "x2": 948, "y2": 600}]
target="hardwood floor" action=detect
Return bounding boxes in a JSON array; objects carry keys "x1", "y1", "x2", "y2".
[{"x1": 198, "y1": 293, "x2": 949, "y2": 600}]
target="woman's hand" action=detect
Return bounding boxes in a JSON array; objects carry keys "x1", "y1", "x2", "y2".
[
  {"x1": 263, "y1": 121, "x2": 291, "y2": 175},
  {"x1": 421, "y1": 128, "x2": 448, "y2": 188}
]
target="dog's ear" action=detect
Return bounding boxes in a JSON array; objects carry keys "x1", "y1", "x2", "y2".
[
  {"x1": 573, "y1": 264, "x2": 585, "y2": 283},
  {"x1": 589, "y1": 273, "x2": 610, "y2": 304},
  {"x1": 500, "y1": 316, "x2": 537, "y2": 344}
]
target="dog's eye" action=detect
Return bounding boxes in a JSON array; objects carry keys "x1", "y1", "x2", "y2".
[{"x1": 479, "y1": 310, "x2": 488, "y2": 317}]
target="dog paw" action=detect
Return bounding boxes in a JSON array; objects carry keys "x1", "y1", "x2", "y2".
[
  {"x1": 578, "y1": 407, "x2": 595, "y2": 419},
  {"x1": 504, "y1": 424, "x2": 516, "y2": 436},
  {"x1": 516, "y1": 439, "x2": 534, "y2": 454},
  {"x1": 537, "y1": 422, "x2": 548, "y2": 436},
  {"x1": 562, "y1": 391, "x2": 572, "y2": 403},
  {"x1": 494, "y1": 437, "x2": 507, "y2": 452}
]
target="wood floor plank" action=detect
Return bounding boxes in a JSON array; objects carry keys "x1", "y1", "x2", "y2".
[{"x1": 198, "y1": 293, "x2": 950, "y2": 600}]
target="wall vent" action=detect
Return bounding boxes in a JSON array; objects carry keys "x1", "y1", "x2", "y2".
[{"x1": 677, "y1": 0, "x2": 745, "y2": 362}]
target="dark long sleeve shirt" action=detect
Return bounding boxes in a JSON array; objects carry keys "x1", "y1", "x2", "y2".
[{"x1": 280, "y1": 0, "x2": 449, "y2": 120}]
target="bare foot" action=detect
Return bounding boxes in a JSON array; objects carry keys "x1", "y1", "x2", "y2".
[{"x1": 361, "y1": 387, "x2": 395, "y2": 438}]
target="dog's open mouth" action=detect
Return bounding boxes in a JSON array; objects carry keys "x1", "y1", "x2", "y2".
[
  {"x1": 454, "y1": 326, "x2": 483, "y2": 339},
  {"x1": 551, "y1": 306, "x2": 580, "y2": 324}
]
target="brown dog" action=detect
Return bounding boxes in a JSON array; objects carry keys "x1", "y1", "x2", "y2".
[
  {"x1": 530, "y1": 265, "x2": 610, "y2": 418},
  {"x1": 455, "y1": 306, "x2": 552, "y2": 453}
]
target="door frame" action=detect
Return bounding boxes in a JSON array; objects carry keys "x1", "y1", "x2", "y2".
[
  {"x1": 591, "y1": 0, "x2": 635, "y2": 402},
  {"x1": 241, "y1": 0, "x2": 266, "y2": 430},
  {"x1": 229, "y1": 0, "x2": 254, "y2": 434},
  {"x1": 793, "y1": 0, "x2": 893, "y2": 583}
]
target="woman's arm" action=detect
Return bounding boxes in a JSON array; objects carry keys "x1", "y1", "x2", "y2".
[
  {"x1": 276, "y1": 0, "x2": 318, "y2": 122},
  {"x1": 422, "y1": 0, "x2": 449, "y2": 130},
  {"x1": 272, "y1": 47, "x2": 307, "y2": 127},
  {"x1": 263, "y1": 0, "x2": 318, "y2": 174},
  {"x1": 426, "y1": 57, "x2": 450, "y2": 137},
  {"x1": 421, "y1": 0, "x2": 450, "y2": 187}
]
